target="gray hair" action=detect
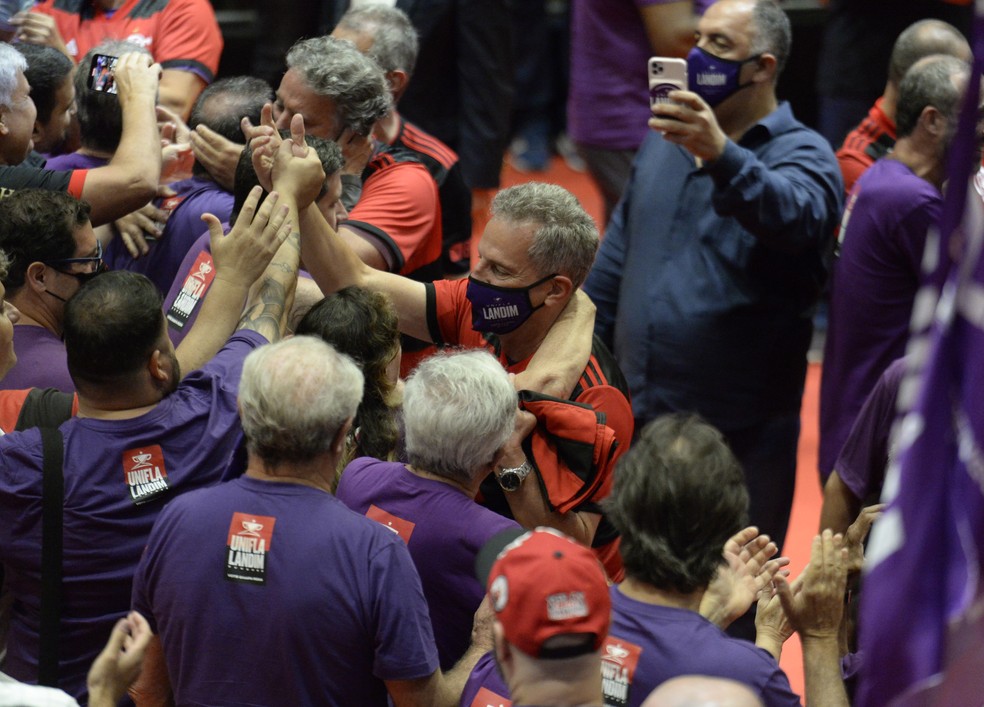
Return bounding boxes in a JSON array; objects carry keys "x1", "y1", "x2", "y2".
[
  {"x1": 285, "y1": 35, "x2": 392, "y2": 135},
  {"x1": 404, "y1": 349, "x2": 517, "y2": 485},
  {"x1": 889, "y1": 20, "x2": 969, "y2": 86},
  {"x1": 895, "y1": 54, "x2": 968, "y2": 139},
  {"x1": 337, "y1": 5, "x2": 419, "y2": 76},
  {"x1": 239, "y1": 336, "x2": 364, "y2": 466},
  {"x1": 0, "y1": 42, "x2": 28, "y2": 109},
  {"x1": 491, "y1": 182, "x2": 599, "y2": 288},
  {"x1": 750, "y1": 0, "x2": 791, "y2": 78}
]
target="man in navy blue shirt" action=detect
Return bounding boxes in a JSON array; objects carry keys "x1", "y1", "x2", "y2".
[{"x1": 583, "y1": 0, "x2": 843, "y2": 555}]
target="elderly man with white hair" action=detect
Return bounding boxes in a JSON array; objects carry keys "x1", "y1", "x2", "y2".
[{"x1": 337, "y1": 349, "x2": 523, "y2": 670}]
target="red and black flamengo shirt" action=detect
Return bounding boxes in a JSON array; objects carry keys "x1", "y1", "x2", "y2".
[
  {"x1": 32, "y1": 0, "x2": 222, "y2": 84},
  {"x1": 393, "y1": 117, "x2": 473, "y2": 275},
  {"x1": 346, "y1": 144, "x2": 444, "y2": 283},
  {"x1": 425, "y1": 278, "x2": 634, "y2": 580}
]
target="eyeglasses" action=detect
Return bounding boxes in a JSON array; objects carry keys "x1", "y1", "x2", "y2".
[{"x1": 43, "y1": 241, "x2": 104, "y2": 273}]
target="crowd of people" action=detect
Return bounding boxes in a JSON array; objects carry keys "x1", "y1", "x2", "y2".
[{"x1": 0, "y1": 0, "x2": 973, "y2": 705}]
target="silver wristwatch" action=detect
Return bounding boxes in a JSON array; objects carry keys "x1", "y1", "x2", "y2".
[{"x1": 497, "y1": 459, "x2": 533, "y2": 492}]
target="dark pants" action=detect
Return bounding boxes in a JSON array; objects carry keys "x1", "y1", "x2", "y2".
[
  {"x1": 723, "y1": 414, "x2": 800, "y2": 642},
  {"x1": 725, "y1": 414, "x2": 801, "y2": 555}
]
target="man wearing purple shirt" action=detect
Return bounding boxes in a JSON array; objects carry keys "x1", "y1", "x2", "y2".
[
  {"x1": 133, "y1": 337, "x2": 489, "y2": 706},
  {"x1": 0, "y1": 135, "x2": 308, "y2": 703},
  {"x1": 163, "y1": 134, "x2": 346, "y2": 345},
  {"x1": 819, "y1": 55, "x2": 968, "y2": 484},
  {"x1": 337, "y1": 349, "x2": 522, "y2": 670},
  {"x1": 0, "y1": 190, "x2": 102, "y2": 392}
]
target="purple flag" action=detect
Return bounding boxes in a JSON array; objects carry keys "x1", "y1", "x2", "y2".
[{"x1": 857, "y1": 9, "x2": 984, "y2": 705}]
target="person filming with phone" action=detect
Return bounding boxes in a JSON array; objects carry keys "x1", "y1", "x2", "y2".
[{"x1": 583, "y1": 0, "x2": 843, "y2": 604}]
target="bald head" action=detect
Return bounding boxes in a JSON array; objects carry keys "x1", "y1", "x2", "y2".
[
  {"x1": 643, "y1": 676, "x2": 764, "y2": 707},
  {"x1": 889, "y1": 20, "x2": 970, "y2": 87}
]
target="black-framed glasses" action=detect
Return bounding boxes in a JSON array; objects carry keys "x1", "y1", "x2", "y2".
[{"x1": 43, "y1": 241, "x2": 104, "y2": 273}]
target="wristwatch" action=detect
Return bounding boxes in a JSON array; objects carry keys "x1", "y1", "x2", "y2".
[{"x1": 497, "y1": 459, "x2": 533, "y2": 492}]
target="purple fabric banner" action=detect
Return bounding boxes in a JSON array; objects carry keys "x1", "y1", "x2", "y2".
[{"x1": 857, "y1": 8, "x2": 984, "y2": 706}]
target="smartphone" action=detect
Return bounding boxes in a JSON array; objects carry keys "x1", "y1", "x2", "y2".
[
  {"x1": 648, "y1": 57, "x2": 688, "y2": 109},
  {"x1": 87, "y1": 53, "x2": 119, "y2": 94}
]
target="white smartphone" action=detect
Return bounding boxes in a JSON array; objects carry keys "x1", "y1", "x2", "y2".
[{"x1": 648, "y1": 57, "x2": 688, "y2": 108}]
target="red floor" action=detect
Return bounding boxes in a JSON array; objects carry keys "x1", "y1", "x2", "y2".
[{"x1": 493, "y1": 154, "x2": 822, "y2": 702}]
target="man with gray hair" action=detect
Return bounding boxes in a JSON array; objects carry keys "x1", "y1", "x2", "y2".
[
  {"x1": 0, "y1": 42, "x2": 161, "y2": 226},
  {"x1": 297, "y1": 175, "x2": 633, "y2": 580},
  {"x1": 584, "y1": 0, "x2": 843, "y2": 566},
  {"x1": 337, "y1": 349, "x2": 523, "y2": 670},
  {"x1": 333, "y1": 5, "x2": 473, "y2": 275},
  {"x1": 837, "y1": 19, "x2": 971, "y2": 194},
  {"x1": 196, "y1": 34, "x2": 446, "y2": 284},
  {"x1": 132, "y1": 337, "x2": 488, "y2": 706},
  {"x1": 820, "y1": 53, "x2": 970, "y2": 506}
]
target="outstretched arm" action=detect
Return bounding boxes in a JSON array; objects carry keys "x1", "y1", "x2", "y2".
[
  {"x1": 174, "y1": 186, "x2": 293, "y2": 372},
  {"x1": 235, "y1": 115, "x2": 323, "y2": 343},
  {"x1": 82, "y1": 54, "x2": 163, "y2": 226}
]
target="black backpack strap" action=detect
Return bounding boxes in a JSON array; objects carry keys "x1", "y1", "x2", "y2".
[
  {"x1": 14, "y1": 388, "x2": 75, "y2": 432},
  {"x1": 38, "y1": 426, "x2": 64, "y2": 687}
]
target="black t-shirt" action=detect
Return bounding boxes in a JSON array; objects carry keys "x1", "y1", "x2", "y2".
[{"x1": 0, "y1": 165, "x2": 76, "y2": 199}]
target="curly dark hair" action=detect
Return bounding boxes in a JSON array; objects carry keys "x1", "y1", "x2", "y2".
[
  {"x1": 604, "y1": 413, "x2": 749, "y2": 594},
  {"x1": 295, "y1": 287, "x2": 400, "y2": 475}
]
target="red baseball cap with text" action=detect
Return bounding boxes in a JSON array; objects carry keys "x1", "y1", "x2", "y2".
[{"x1": 478, "y1": 527, "x2": 611, "y2": 659}]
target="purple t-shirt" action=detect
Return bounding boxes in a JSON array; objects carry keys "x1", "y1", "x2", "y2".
[
  {"x1": 459, "y1": 651, "x2": 509, "y2": 707},
  {"x1": 132, "y1": 475, "x2": 440, "y2": 706},
  {"x1": 602, "y1": 587, "x2": 800, "y2": 706},
  {"x1": 162, "y1": 228, "x2": 221, "y2": 347},
  {"x1": 0, "y1": 330, "x2": 263, "y2": 702},
  {"x1": 835, "y1": 356, "x2": 905, "y2": 501},
  {"x1": 819, "y1": 158, "x2": 943, "y2": 479},
  {"x1": 0, "y1": 325, "x2": 73, "y2": 393},
  {"x1": 568, "y1": 0, "x2": 710, "y2": 150},
  {"x1": 104, "y1": 175, "x2": 233, "y2": 295},
  {"x1": 43, "y1": 151, "x2": 107, "y2": 171},
  {"x1": 460, "y1": 587, "x2": 799, "y2": 707},
  {"x1": 337, "y1": 457, "x2": 520, "y2": 670}
]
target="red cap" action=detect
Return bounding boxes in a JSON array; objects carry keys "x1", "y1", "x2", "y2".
[{"x1": 485, "y1": 528, "x2": 611, "y2": 659}]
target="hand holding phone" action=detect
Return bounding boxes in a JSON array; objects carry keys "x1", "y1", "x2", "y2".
[{"x1": 648, "y1": 57, "x2": 688, "y2": 109}]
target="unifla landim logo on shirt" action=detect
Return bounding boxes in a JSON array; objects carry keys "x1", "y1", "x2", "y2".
[
  {"x1": 123, "y1": 445, "x2": 170, "y2": 505},
  {"x1": 600, "y1": 636, "x2": 642, "y2": 707},
  {"x1": 225, "y1": 512, "x2": 277, "y2": 584}
]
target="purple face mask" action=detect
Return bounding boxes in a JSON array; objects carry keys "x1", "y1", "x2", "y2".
[
  {"x1": 687, "y1": 46, "x2": 761, "y2": 107},
  {"x1": 466, "y1": 274, "x2": 557, "y2": 335}
]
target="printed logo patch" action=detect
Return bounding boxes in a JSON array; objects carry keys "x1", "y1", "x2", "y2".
[
  {"x1": 546, "y1": 591, "x2": 588, "y2": 621},
  {"x1": 366, "y1": 504, "x2": 416, "y2": 544},
  {"x1": 470, "y1": 687, "x2": 512, "y2": 707},
  {"x1": 123, "y1": 445, "x2": 170, "y2": 505},
  {"x1": 601, "y1": 636, "x2": 643, "y2": 707},
  {"x1": 225, "y1": 512, "x2": 276, "y2": 584},
  {"x1": 166, "y1": 251, "x2": 215, "y2": 330}
]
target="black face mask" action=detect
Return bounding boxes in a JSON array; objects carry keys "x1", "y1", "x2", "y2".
[{"x1": 44, "y1": 263, "x2": 108, "y2": 303}]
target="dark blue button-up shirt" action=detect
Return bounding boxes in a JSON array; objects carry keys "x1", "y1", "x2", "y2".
[{"x1": 584, "y1": 102, "x2": 843, "y2": 430}]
